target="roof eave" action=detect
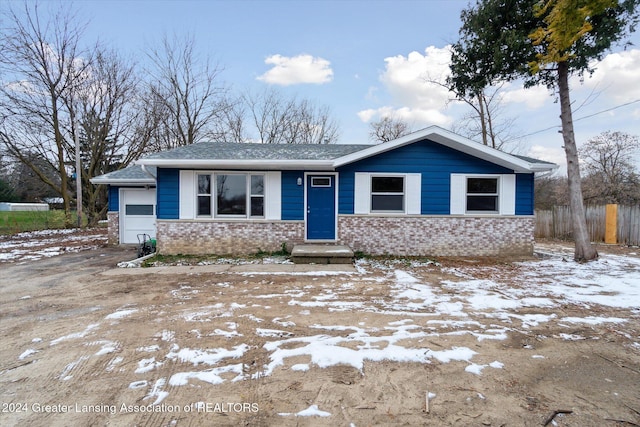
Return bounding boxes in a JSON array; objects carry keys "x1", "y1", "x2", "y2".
[
  {"x1": 90, "y1": 178, "x2": 156, "y2": 185},
  {"x1": 136, "y1": 158, "x2": 335, "y2": 170},
  {"x1": 528, "y1": 163, "x2": 559, "y2": 173}
]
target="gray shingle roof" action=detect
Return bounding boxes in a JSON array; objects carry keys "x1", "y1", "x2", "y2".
[
  {"x1": 513, "y1": 154, "x2": 556, "y2": 166},
  {"x1": 90, "y1": 165, "x2": 156, "y2": 184},
  {"x1": 142, "y1": 142, "x2": 373, "y2": 161},
  {"x1": 94, "y1": 127, "x2": 557, "y2": 184}
]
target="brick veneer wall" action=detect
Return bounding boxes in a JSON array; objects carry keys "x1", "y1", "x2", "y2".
[
  {"x1": 107, "y1": 212, "x2": 119, "y2": 245},
  {"x1": 157, "y1": 220, "x2": 305, "y2": 255},
  {"x1": 154, "y1": 215, "x2": 534, "y2": 257},
  {"x1": 338, "y1": 215, "x2": 535, "y2": 257}
]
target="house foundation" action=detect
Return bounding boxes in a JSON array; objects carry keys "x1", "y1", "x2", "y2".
[
  {"x1": 156, "y1": 220, "x2": 305, "y2": 255},
  {"x1": 107, "y1": 212, "x2": 119, "y2": 245},
  {"x1": 153, "y1": 215, "x2": 534, "y2": 257},
  {"x1": 338, "y1": 215, "x2": 535, "y2": 257}
]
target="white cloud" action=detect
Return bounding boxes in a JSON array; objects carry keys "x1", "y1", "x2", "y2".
[
  {"x1": 498, "y1": 50, "x2": 640, "y2": 112},
  {"x1": 528, "y1": 145, "x2": 566, "y2": 171},
  {"x1": 499, "y1": 83, "x2": 550, "y2": 109},
  {"x1": 380, "y1": 46, "x2": 453, "y2": 109},
  {"x1": 257, "y1": 54, "x2": 333, "y2": 86},
  {"x1": 365, "y1": 86, "x2": 379, "y2": 102},
  {"x1": 357, "y1": 106, "x2": 452, "y2": 128},
  {"x1": 358, "y1": 46, "x2": 456, "y2": 127},
  {"x1": 4, "y1": 79, "x2": 37, "y2": 95},
  {"x1": 580, "y1": 49, "x2": 640, "y2": 104},
  {"x1": 356, "y1": 108, "x2": 377, "y2": 123}
]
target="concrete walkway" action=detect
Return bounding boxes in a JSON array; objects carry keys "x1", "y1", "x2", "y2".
[{"x1": 100, "y1": 262, "x2": 356, "y2": 276}]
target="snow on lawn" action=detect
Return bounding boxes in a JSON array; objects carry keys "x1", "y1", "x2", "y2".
[
  {"x1": 34, "y1": 246, "x2": 640, "y2": 415},
  {"x1": 279, "y1": 404, "x2": 332, "y2": 417},
  {"x1": 0, "y1": 228, "x2": 107, "y2": 262},
  {"x1": 516, "y1": 254, "x2": 640, "y2": 308}
]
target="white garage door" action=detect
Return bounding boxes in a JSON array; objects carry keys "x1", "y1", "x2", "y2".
[{"x1": 120, "y1": 188, "x2": 156, "y2": 244}]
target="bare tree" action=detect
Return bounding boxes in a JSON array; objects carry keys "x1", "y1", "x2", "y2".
[
  {"x1": 450, "y1": 85, "x2": 522, "y2": 151},
  {"x1": 244, "y1": 89, "x2": 340, "y2": 144},
  {"x1": 0, "y1": 2, "x2": 90, "y2": 226},
  {"x1": 426, "y1": 72, "x2": 520, "y2": 150},
  {"x1": 369, "y1": 115, "x2": 411, "y2": 143},
  {"x1": 64, "y1": 47, "x2": 146, "y2": 226},
  {"x1": 209, "y1": 96, "x2": 247, "y2": 143},
  {"x1": 534, "y1": 174, "x2": 569, "y2": 210},
  {"x1": 144, "y1": 33, "x2": 229, "y2": 150},
  {"x1": 580, "y1": 131, "x2": 640, "y2": 205}
]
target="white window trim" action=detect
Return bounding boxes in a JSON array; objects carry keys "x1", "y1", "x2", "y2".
[
  {"x1": 196, "y1": 173, "x2": 213, "y2": 217},
  {"x1": 178, "y1": 169, "x2": 282, "y2": 221},
  {"x1": 264, "y1": 171, "x2": 281, "y2": 220},
  {"x1": 354, "y1": 172, "x2": 421, "y2": 215},
  {"x1": 465, "y1": 176, "x2": 500, "y2": 214},
  {"x1": 181, "y1": 170, "x2": 281, "y2": 220},
  {"x1": 370, "y1": 174, "x2": 406, "y2": 214},
  {"x1": 450, "y1": 173, "x2": 516, "y2": 215},
  {"x1": 249, "y1": 175, "x2": 265, "y2": 218},
  {"x1": 179, "y1": 170, "x2": 195, "y2": 219}
]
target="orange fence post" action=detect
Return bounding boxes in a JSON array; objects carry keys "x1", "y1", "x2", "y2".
[{"x1": 605, "y1": 204, "x2": 618, "y2": 244}]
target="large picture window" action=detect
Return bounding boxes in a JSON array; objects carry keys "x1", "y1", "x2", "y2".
[
  {"x1": 466, "y1": 177, "x2": 499, "y2": 212},
  {"x1": 217, "y1": 174, "x2": 247, "y2": 215},
  {"x1": 371, "y1": 176, "x2": 405, "y2": 212},
  {"x1": 197, "y1": 173, "x2": 265, "y2": 218}
]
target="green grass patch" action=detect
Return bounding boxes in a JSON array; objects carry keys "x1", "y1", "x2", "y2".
[
  {"x1": 0, "y1": 210, "x2": 68, "y2": 235},
  {"x1": 0, "y1": 210, "x2": 101, "y2": 235}
]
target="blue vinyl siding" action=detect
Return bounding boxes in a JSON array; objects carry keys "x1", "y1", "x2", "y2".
[
  {"x1": 108, "y1": 186, "x2": 120, "y2": 212},
  {"x1": 157, "y1": 168, "x2": 179, "y2": 219},
  {"x1": 338, "y1": 172, "x2": 355, "y2": 215},
  {"x1": 515, "y1": 173, "x2": 534, "y2": 215},
  {"x1": 281, "y1": 171, "x2": 304, "y2": 220},
  {"x1": 337, "y1": 139, "x2": 513, "y2": 215}
]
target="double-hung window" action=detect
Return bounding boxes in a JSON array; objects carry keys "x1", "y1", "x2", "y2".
[
  {"x1": 197, "y1": 173, "x2": 264, "y2": 218},
  {"x1": 197, "y1": 174, "x2": 212, "y2": 216},
  {"x1": 250, "y1": 175, "x2": 264, "y2": 217},
  {"x1": 451, "y1": 174, "x2": 515, "y2": 215},
  {"x1": 371, "y1": 176, "x2": 405, "y2": 213},
  {"x1": 466, "y1": 177, "x2": 499, "y2": 213}
]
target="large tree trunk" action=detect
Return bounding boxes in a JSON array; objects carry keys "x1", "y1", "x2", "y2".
[{"x1": 557, "y1": 62, "x2": 598, "y2": 262}]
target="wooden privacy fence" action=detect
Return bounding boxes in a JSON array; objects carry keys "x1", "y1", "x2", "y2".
[{"x1": 535, "y1": 204, "x2": 640, "y2": 246}]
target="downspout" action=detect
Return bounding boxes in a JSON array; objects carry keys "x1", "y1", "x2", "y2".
[{"x1": 140, "y1": 164, "x2": 157, "y2": 180}]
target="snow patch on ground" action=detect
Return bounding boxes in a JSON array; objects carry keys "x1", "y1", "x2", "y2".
[{"x1": 6, "y1": 230, "x2": 639, "y2": 416}]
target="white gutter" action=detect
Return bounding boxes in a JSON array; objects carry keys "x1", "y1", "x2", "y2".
[
  {"x1": 90, "y1": 177, "x2": 155, "y2": 185},
  {"x1": 136, "y1": 158, "x2": 336, "y2": 170}
]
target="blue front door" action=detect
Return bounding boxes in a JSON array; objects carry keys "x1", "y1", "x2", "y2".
[{"x1": 306, "y1": 175, "x2": 336, "y2": 240}]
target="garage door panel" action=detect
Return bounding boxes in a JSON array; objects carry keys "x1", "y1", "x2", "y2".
[{"x1": 120, "y1": 189, "x2": 156, "y2": 244}]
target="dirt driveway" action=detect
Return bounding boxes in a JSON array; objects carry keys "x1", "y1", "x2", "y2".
[{"x1": 0, "y1": 235, "x2": 639, "y2": 427}]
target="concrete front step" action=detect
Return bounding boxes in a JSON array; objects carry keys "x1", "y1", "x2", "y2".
[{"x1": 291, "y1": 244, "x2": 354, "y2": 264}]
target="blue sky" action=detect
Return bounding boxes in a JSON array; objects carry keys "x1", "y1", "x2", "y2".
[{"x1": 12, "y1": 0, "x2": 640, "y2": 172}]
